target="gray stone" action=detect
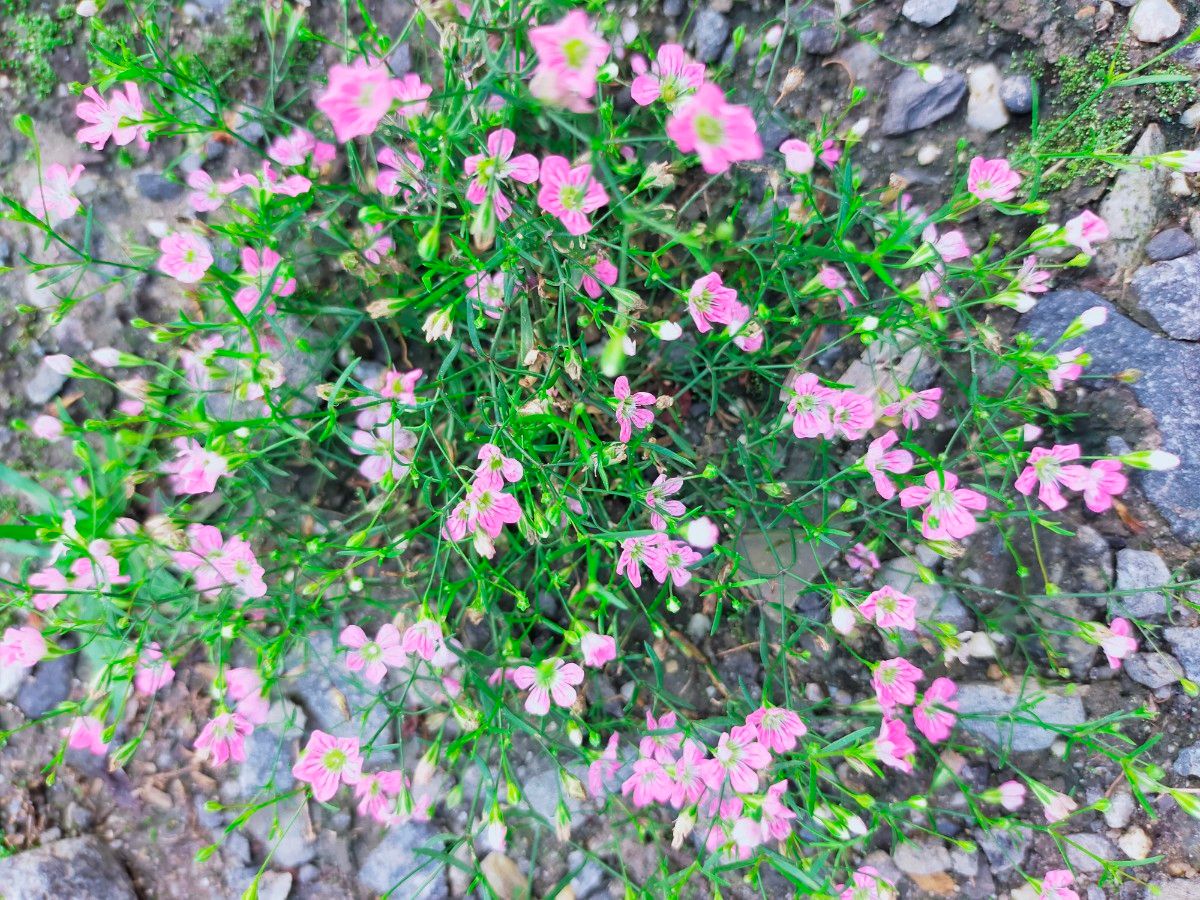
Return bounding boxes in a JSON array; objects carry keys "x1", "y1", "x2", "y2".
[
  {"x1": 902, "y1": 0, "x2": 958, "y2": 25},
  {"x1": 134, "y1": 170, "x2": 184, "y2": 202},
  {"x1": 285, "y1": 632, "x2": 391, "y2": 739},
  {"x1": 0, "y1": 663, "x2": 25, "y2": 701},
  {"x1": 893, "y1": 839, "x2": 952, "y2": 875},
  {"x1": 664, "y1": 0, "x2": 685, "y2": 16},
  {"x1": 1065, "y1": 833, "x2": 1118, "y2": 872},
  {"x1": 246, "y1": 796, "x2": 315, "y2": 868},
  {"x1": 17, "y1": 655, "x2": 74, "y2": 718},
  {"x1": 1164, "y1": 628, "x2": 1200, "y2": 681},
  {"x1": 1023, "y1": 292, "x2": 1200, "y2": 542},
  {"x1": 881, "y1": 67, "x2": 966, "y2": 136},
  {"x1": 1146, "y1": 880, "x2": 1200, "y2": 900},
  {"x1": 521, "y1": 761, "x2": 584, "y2": 824},
  {"x1": 1174, "y1": 744, "x2": 1200, "y2": 777},
  {"x1": 690, "y1": 8, "x2": 730, "y2": 63},
  {"x1": 236, "y1": 727, "x2": 297, "y2": 799},
  {"x1": 977, "y1": 827, "x2": 1029, "y2": 874},
  {"x1": 1124, "y1": 652, "x2": 1184, "y2": 688},
  {"x1": 878, "y1": 556, "x2": 972, "y2": 632},
  {"x1": 0, "y1": 836, "x2": 137, "y2": 899},
  {"x1": 1000, "y1": 74, "x2": 1034, "y2": 114},
  {"x1": 737, "y1": 527, "x2": 841, "y2": 612},
  {"x1": 1132, "y1": 254, "x2": 1200, "y2": 340},
  {"x1": 359, "y1": 822, "x2": 449, "y2": 899},
  {"x1": 1097, "y1": 125, "x2": 1168, "y2": 272},
  {"x1": 790, "y1": 4, "x2": 842, "y2": 55},
  {"x1": 1104, "y1": 790, "x2": 1135, "y2": 828},
  {"x1": 955, "y1": 683, "x2": 1086, "y2": 752},
  {"x1": 966, "y1": 63, "x2": 1009, "y2": 132},
  {"x1": 1111, "y1": 548, "x2": 1172, "y2": 619},
  {"x1": 1145, "y1": 228, "x2": 1196, "y2": 261},
  {"x1": 1130, "y1": 0, "x2": 1182, "y2": 43},
  {"x1": 24, "y1": 358, "x2": 68, "y2": 405}
]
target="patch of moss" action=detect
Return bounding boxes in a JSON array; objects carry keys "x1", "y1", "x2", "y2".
[{"x1": 0, "y1": 2, "x2": 77, "y2": 100}]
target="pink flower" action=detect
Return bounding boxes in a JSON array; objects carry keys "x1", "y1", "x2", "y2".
[
  {"x1": 701, "y1": 724, "x2": 771, "y2": 793},
  {"x1": 235, "y1": 246, "x2": 296, "y2": 315},
  {"x1": 75, "y1": 83, "x2": 147, "y2": 150},
  {"x1": 537, "y1": 156, "x2": 609, "y2": 235},
  {"x1": 340, "y1": 623, "x2": 407, "y2": 684},
  {"x1": 350, "y1": 423, "x2": 417, "y2": 484},
  {"x1": 828, "y1": 391, "x2": 876, "y2": 441},
  {"x1": 1100, "y1": 618, "x2": 1137, "y2": 669},
  {"x1": 1014, "y1": 444, "x2": 1089, "y2": 512},
  {"x1": 913, "y1": 677, "x2": 958, "y2": 742},
  {"x1": 163, "y1": 437, "x2": 228, "y2": 494},
  {"x1": 157, "y1": 231, "x2": 213, "y2": 284},
  {"x1": 474, "y1": 443, "x2": 524, "y2": 489},
  {"x1": 580, "y1": 631, "x2": 617, "y2": 668},
  {"x1": 630, "y1": 43, "x2": 705, "y2": 107},
  {"x1": 923, "y1": 226, "x2": 970, "y2": 262},
  {"x1": 967, "y1": 156, "x2": 1021, "y2": 202},
  {"x1": 621, "y1": 757, "x2": 673, "y2": 807},
  {"x1": 402, "y1": 618, "x2": 453, "y2": 665},
  {"x1": 779, "y1": 138, "x2": 814, "y2": 174},
  {"x1": 463, "y1": 128, "x2": 540, "y2": 221},
  {"x1": 29, "y1": 566, "x2": 70, "y2": 610},
  {"x1": 316, "y1": 59, "x2": 397, "y2": 143},
  {"x1": 644, "y1": 473, "x2": 686, "y2": 531},
  {"x1": 728, "y1": 314, "x2": 765, "y2": 353},
  {"x1": 1040, "y1": 789, "x2": 1077, "y2": 823},
  {"x1": 226, "y1": 667, "x2": 270, "y2": 725},
  {"x1": 640, "y1": 710, "x2": 683, "y2": 763},
  {"x1": 864, "y1": 431, "x2": 914, "y2": 500},
  {"x1": 27, "y1": 163, "x2": 85, "y2": 224},
  {"x1": 1063, "y1": 210, "x2": 1109, "y2": 256},
  {"x1": 172, "y1": 524, "x2": 267, "y2": 601},
  {"x1": 686, "y1": 272, "x2": 739, "y2": 333},
  {"x1": 63, "y1": 716, "x2": 110, "y2": 756},
  {"x1": 665, "y1": 83, "x2": 763, "y2": 175},
  {"x1": 818, "y1": 139, "x2": 841, "y2": 167},
  {"x1": 376, "y1": 147, "x2": 426, "y2": 200},
  {"x1": 0, "y1": 625, "x2": 46, "y2": 668},
  {"x1": 512, "y1": 657, "x2": 585, "y2": 716},
  {"x1": 612, "y1": 376, "x2": 657, "y2": 443},
  {"x1": 846, "y1": 542, "x2": 880, "y2": 573},
  {"x1": 1038, "y1": 869, "x2": 1080, "y2": 900},
  {"x1": 355, "y1": 367, "x2": 423, "y2": 428},
  {"x1": 761, "y1": 780, "x2": 796, "y2": 840},
  {"x1": 466, "y1": 272, "x2": 512, "y2": 320},
  {"x1": 354, "y1": 770, "x2": 405, "y2": 823},
  {"x1": 133, "y1": 642, "x2": 176, "y2": 696},
  {"x1": 899, "y1": 471, "x2": 988, "y2": 541},
  {"x1": 268, "y1": 128, "x2": 335, "y2": 167},
  {"x1": 528, "y1": 11, "x2": 610, "y2": 100},
  {"x1": 838, "y1": 866, "x2": 895, "y2": 900},
  {"x1": 785, "y1": 373, "x2": 835, "y2": 439},
  {"x1": 647, "y1": 539, "x2": 702, "y2": 588},
  {"x1": 744, "y1": 706, "x2": 807, "y2": 754},
  {"x1": 881, "y1": 387, "x2": 941, "y2": 430},
  {"x1": 669, "y1": 740, "x2": 709, "y2": 808},
  {"x1": 860, "y1": 585, "x2": 918, "y2": 631},
  {"x1": 617, "y1": 532, "x2": 668, "y2": 588},
  {"x1": 874, "y1": 717, "x2": 915, "y2": 773},
  {"x1": 1017, "y1": 255, "x2": 1052, "y2": 294},
  {"x1": 587, "y1": 733, "x2": 621, "y2": 797},
  {"x1": 194, "y1": 712, "x2": 253, "y2": 767},
  {"x1": 293, "y1": 731, "x2": 364, "y2": 802},
  {"x1": 1078, "y1": 459, "x2": 1127, "y2": 513},
  {"x1": 816, "y1": 266, "x2": 857, "y2": 308},
  {"x1": 580, "y1": 255, "x2": 618, "y2": 298},
  {"x1": 186, "y1": 170, "x2": 223, "y2": 213},
  {"x1": 685, "y1": 517, "x2": 720, "y2": 549},
  {"x1": 872, "y1": 657, "x2": 923, "y2": 711},
  {"x1": 393, "y1": 73, "x2": 432, "y2": 118},
  {"x1": 998, "y1": 780, "x2": 1026, "y2": 810},
  {"x1": 31, "y1": 414, "x2": 65, "y2": 442},
  {"x1": 1048, "y1": 348, "x2": 1084, "y2": 391}
]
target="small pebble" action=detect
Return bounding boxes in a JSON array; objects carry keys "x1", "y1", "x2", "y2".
[
  {"x1": 1118, "y1": 826, "x2": 1152, "y2": 860},
  {"x1": 917, "y1": 144, "x2": 941, "y2": 165},
  {"x1": 1129, "y1": 0, "x2": 1182, "y2": 44}
]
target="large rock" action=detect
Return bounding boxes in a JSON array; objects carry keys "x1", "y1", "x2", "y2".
[
  {"x1": 1022, "y1": 292, "x2": 1200, "y2": 542},
  {"x1": 737, "y1": 527, "x2": 840, "y2": 612},
  {"x1": 1111, "y1": 548, "x2": 1172, "y2": 619},
  {"x1": 955, "y1": 682, "x2": 1086, "y2": 752},
  {"x1": 1097, "y1": 125, "x2": 1168, "y2": 273},
  {"x1": 1124, "y1": 652, "x2": 1184, "y2": 688},
  {"x1": 689, "y1": 8, "x2": 730, "y2": 63},
  {"x1": 882, "y1": 67, "x2": 966, "y2": 135},
  {"x1": 1132, "y1": 254, "x2": 1200, "y2": 340},
  {"x1": 285, "y1": 632, "x2": 391, "y2": 739},
  {"x1": 358, "y1": 822, "x2": 449, "y2": 899},
  {"x1": 1163, "y1": 628, "x2": 1200, "y2": 681},
  {"x1": 0, "y1": 836, "x2": 137, "y2": 899}
]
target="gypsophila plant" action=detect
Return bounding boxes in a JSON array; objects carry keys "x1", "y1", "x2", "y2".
[{"x1": 2, "y1": 2, "x2": 1198, "y2": 897}]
